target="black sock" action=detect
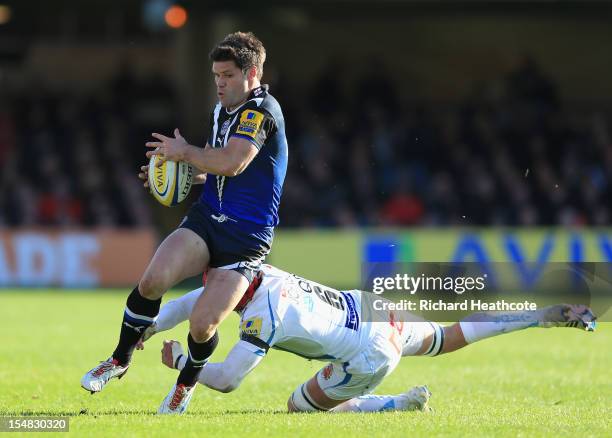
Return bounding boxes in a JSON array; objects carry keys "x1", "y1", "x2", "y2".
[
  {"x1": 177, "y1": 331, "x2": 219, "y2": 387},
  {"x1": 112, "y1": 286, "x2": 161, "y2": 366}
]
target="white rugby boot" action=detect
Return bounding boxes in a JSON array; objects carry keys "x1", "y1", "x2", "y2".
[
  {"x1": 81, "y1": 358, "x2": 129, "y2": 394},
  {"x1": 158, "y1": 383, "x2": 196, "y2": 414},
  {"x1": 539, "y1": 304, "x2": 597, "y2": 331},
  {"x1": 396, "y1": 385, "x2": 432, "y2": 412}
]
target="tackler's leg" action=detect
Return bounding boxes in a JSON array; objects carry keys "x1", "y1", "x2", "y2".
[{"x1": 400, "y1": 304, "x2": 597, "y2": 359}]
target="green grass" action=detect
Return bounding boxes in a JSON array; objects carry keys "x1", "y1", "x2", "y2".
[{"x1": 0, "y1": 290, "x2": 610, "y2": 437}]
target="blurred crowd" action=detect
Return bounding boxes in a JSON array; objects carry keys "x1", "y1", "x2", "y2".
[
  {"x1": 0, "y1": 65, "x2": 178, "y2": 227},
  {"x1": 0, "y1": 56, "x2": 610, "y2": 228},
  {"x1": 281, "y1": 55, "x2": 612, "y2": 227}
]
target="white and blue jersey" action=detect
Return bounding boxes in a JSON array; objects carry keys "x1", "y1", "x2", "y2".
[
  {"x1": 239, "y1": 265, "x2": 376, "y2": 363},
  {"x1": 202, "y1": 85, "x2": 288, "y2": 228},
  {"x1": 237, "y1": 265, "x2": 409, "y2": 401}
]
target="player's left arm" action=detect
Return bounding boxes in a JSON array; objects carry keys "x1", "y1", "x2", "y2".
[{"x1": 162, "y1": 339, "x2": 267, "y2": 393}]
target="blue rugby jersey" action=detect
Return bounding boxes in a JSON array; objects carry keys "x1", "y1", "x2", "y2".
[{"x1": 201, "y1": 85, "x2": 288, "y2": 227}]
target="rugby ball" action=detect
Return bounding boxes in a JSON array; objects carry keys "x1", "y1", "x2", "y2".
[{"x1": 148, "y1": 155, "x2": 193, "y2": 207}]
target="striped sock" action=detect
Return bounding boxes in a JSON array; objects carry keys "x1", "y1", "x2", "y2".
[
  {"x1": 177, "y1": 331, "x2": 218, "y2": 387},
  {"x1": 423, "y1": 322, "x2": 445, "y2": 356},
  {"x1": 112, "y1": 287, "x2": 161, "y2": 366}
]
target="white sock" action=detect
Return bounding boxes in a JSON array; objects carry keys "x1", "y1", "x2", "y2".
[
  {"x1": 459, "y1": 310, "x2": 542, "y2": 343},
  {"x1": 332, "y1": 395, "x2": 403, "y2": 413}
]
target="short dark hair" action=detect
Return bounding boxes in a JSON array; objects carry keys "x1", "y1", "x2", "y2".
[{"x1": 209, "y1": 31, "x2": 266, "y2": 80}]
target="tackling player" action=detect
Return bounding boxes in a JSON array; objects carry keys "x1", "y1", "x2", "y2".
[
  {"x1": 139, "y1": 264, "x2": 596, "y2": 414},
  {"x1": 82, "y1": 32, "x2": 289, "y2": 414}
]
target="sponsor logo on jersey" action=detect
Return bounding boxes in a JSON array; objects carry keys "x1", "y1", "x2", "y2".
[
  {"x1": 341, "y1": 292, "x2": 360, "y2": 331},
  {"x1": 236, "y1": 110, "x2": 264, "y2": 139},
  {"x1": 322, "y1": 364, "x2": 334, "y2": 380},
  {"x1": 219, "y1": 119, "x2": 231, "y2": 136},
  {"x1": 241, "y1": 317, "x2": 263, "y2": 336}
]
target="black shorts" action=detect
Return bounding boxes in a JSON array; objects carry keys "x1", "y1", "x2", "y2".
[{"x1": 179, "y1": 202, "x2": 273, "y2": 282}]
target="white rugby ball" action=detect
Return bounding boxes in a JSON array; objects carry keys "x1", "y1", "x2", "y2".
[{"x1": 148, "y1": 155, "x2": 193, "y2": 207}]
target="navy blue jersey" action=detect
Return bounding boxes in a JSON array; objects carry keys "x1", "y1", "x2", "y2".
[{"x1": 201, "y1": 85, "x2": 288, "y2": 227}]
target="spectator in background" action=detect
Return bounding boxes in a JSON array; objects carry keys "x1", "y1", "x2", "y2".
[
  {"x1": 1, "y1": 54, "x2": 610, "y2": 229},
  {"x1": 381, "y1": 171, "x2": 424, "y2": 226}
]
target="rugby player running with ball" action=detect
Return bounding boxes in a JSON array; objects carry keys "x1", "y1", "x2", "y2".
[{"x1": 82, "y1": 32, "x2": 288, "y2": 414}]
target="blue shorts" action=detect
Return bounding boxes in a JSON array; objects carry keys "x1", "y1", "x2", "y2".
[{"x1": 179, "y1": 202, "x2": 273, "y2": 281}]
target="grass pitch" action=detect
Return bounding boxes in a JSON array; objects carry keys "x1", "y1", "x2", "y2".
[{"x1": 0, "y1": 290, "x2": 610, "y2": 437}]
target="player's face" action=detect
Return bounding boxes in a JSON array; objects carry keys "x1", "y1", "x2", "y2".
[{"x1": 212, "y1": 61, "x2": 249, "y2": 109}]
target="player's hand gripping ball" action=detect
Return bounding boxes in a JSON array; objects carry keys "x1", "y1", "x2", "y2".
[{"x1": 148, "y1": 155, "x2": 193, "y2": 207}]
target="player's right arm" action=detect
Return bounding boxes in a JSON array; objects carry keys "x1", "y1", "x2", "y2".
[
  {"x1": 161, "y1": 339, "x2": 266, "y2": 393},
  {"x1": 146, "y1": 105, "x2": 274, "y2": 177}
]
